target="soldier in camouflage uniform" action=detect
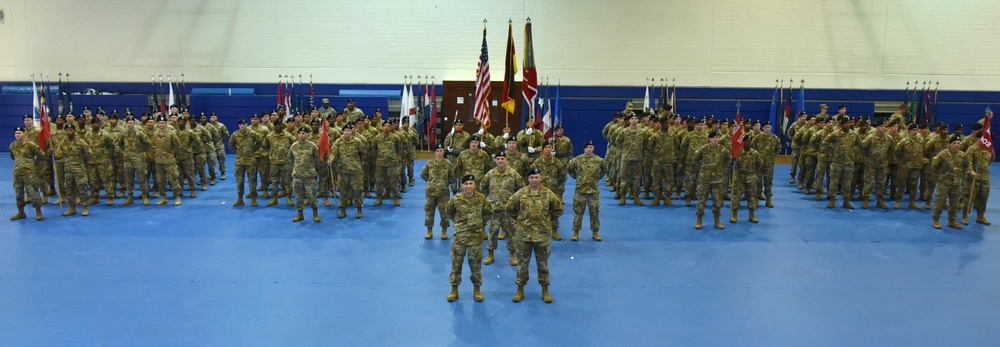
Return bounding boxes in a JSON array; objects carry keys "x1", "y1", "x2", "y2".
[
  {"x1": 682, "y1": 119, "x2": 708, "y2": 206},
  {"x1": 443, "y1": 120, "x2": 471, "y2": 167},
  {"x1": 342, "y1": 98, "x2": 365, "y2": 123},
  {"x1": 731, "y1": 135, "x2": 763, "y2": 223},
  {"x1": 602, "y1": 113, "x2": 623, "y2": 189},
  {"x1": 501, "y1": 136, "x2": 529, "y2": 179},
  {"x1": 175, "y1": 119, "x2": 202, "y2": 198},
  {"x1": 229, "y1": 118, "x2": 260, "y2": 207},
  {"x1": 199, "y1": 114, "x2": 219, "y2": 185},
  {"x1": 329, "y1": 124, "x2": 367, "y2": 218},
  {"x1": 152, "y1": 115, "x2": 183, "y2": 206},
  {"x1": 693, "y1": 131, "x2": 730, "y2": 229},
  {"x1": 264, "y1": 119, "x2": 295, "y2": 207},
  {"x1": 118, "y1": 116, "x2": 151, "y2": 205},
  {"x1": 811, "y1": 119, "x2": 836, "y2": 199},
  {"x1": 752, "y1": 122, "x2": 781, "y2": 207},
  {"x1": 507, "y1": 168, "x2": 563, "y2": 304},
  {"x1": 922, "y1": 123, "x2": 950, "y2": 208},
  {"x1": 551, "y1": 125, "x2": 573, "y2": 164},
  {"x1": 10, "y1": 127, "x2": 46, "y2": 220},
  {"x1": 532, "y1": 140, "x2": 567, "y2": 240},
  {"x1": 886, "y1": 121, "x2": 903, "y2": 203},
  {"x1": 143, "y1": 118, "x2": 159, "y2": 197},
  {"x1": 54, "y1": 124, "x2": 92, "y2": 216},
  {"x1": 794, "y1": 117, "x2": 818, "y2": 191},
  {"x1": 445, "y1": 174, "x2": 493, "y2": 302},
  {"x1": 823, "y1": 117, "x2": 859, "y2": 209},
  {"x1": 567, "y1": 141, "x2": 609, "y2": 241},
  {"x1": 373, "y1": 120, "x2": 406, "y2": 206},
  {"x1": 289, "y1": 127, "x2": 321, "y2": 223},
  {"x1": 895, "y1": 124, "x2": 926, "y2": 209},
  {"x1": 84, "y1": 119, "x2": 117, "y2": 206},
  {"x1": 400, "y1": 117, "x2": 419, "y2": 187},
  {"x1": 480, "y1": 151, "x2": 525, "y2": 265},
  {"x1": 966, "y1": 130, "x2": 992, "y2": 225},
  {"x1": 187, "y1": 116, "x2": 210, "y2": 191},
  {"x1": 21, "y1": 115, "x2": 53, "y2": 199},
  {"x1": 615, "y1": 114, "x2": 646, "y2": 206},
  {"x1": 249, "y1": 115, "x2": 272, "y2": 198},
  {"x1": 930, "y1": 135, "x2": 973, "y2": 229},
  {"x1": 422, "y1": 144, "x2": 456, "y2": 240},
  {"x1": 860, "y1": 120, "x2": 893, "y2": 209},
  {"x1": 517, "y1": 117, "x2": 546, "y2": 162},
  {"x1": 454, "y1": 135, "x2": 494, "y2": 200},
  {"x1": 648, "y1": 118, "x2": 677, "y2": 206},
  {"x1": 209, "y1": 113, "x2": 228, "y2": 180},
  {"x1": 786, "y1": 112, "x2": 807, "y2": 184}
]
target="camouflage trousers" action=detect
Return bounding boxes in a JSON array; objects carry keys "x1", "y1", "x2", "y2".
[
  {"x1": 215, "y1": 145, "x2": 227, "y2": 175},
  {"x1": 449, "y1": 242, "x2": 484, "y2": 286},
  {"x1": 54, "y1": 161, "x2": 66, "y2": 198},
  {"x1": 887, "y1": 163, "x2": 900, "y2": 200},
  {"x1": 424, "y1": 191, "x2": 450, "y2": 228},
  {"x1": 828, "y1": 163, "x2": 854, "y2": 199},
  {"x1": 932, "y1": 183, "x2": 963, "y2": 221},
  {"x1": 13, "y1": 171, "x2": 42, "y2": 209},
  {"x1": 798, "y1": 155, "x2": 816, "y2": 188},
  {"x1": 364, "y1": 159, "x2": 377, "y2": 193},
  {"x1": 155, "y1": 162, "x2": 182, "y2": 197},
  {"x1": 815, "y1": 159, "x2": 832, "y2": 192},
  {"x1": 177, "y1": 155, "x2": 198, "y2": 190},
  {"x1": 970, "y1": 179, "x2": 990, "y2": 214},
  {"x1": 255, "y1": 157, "x2": 270, "y2": 190},
  {"x1": 376, "y1": 163, "x2": 401, "y2": 199},
  {"x1": 316, "y1": 161, "x2": 332, "y2": 198},
  {"x1": 760, "y1": 163, "x2": 775, "y2": 197},
  {"x1": 87, "y1": 161, "x2": 115, "y2": 198},
  {"x1": 113, "y1": 154, "x2": 125, "y2": 194},
  {"x1": 641, "y1": 158, "x2": 653, "y2": 193},
  {"x1": 685, "y1": 161, "x2": 700, "y2": 199},
  {"x1": 270, "y1": 162, "x2": 292, "y2": 197},
  {"x1": 650, "y1": 162, "x2": 674, "y2": 199},
  {"x1": 515, "y1": 239, "x2": 551, "y2": 286},
  {"x1": 63, "y1": 164, "x2": 90, "y2": 205},
  {"x1": 920, "y1": 168, "x2": 937, "y2": 201},
  {"x1": 488, "y1": 209, "x2": 516, "y2": 252},
  {"x1": 235, "y1": 163, "x2": 258, "y2": 199},
  {"x1": 34, "y1": 155, "x2": 54, "y2": 192},
  {"x1": 123, "y1": 156, "x2": 149, "y2": 196},
  {"x1": 789, "y1": 149, "x2": 799, "y2": 178},
  {"x1": 674, "y1": 161, "x2": 686, "y2": 193},
  {"x1": 618, "y1": 160, "x2": 641, "y2": 198},
  {"x1": 404, "y1": 157, "x2": 415, "y2": 183},
  {"x1": 338, "y1": 172, "x2": 364, "y2": 208},
  {"x1": 696, "y1": 181, "x2": 725, "y2": 217},
  {"x1": 862, "y1": 163, "x2": 888, "y2": 200},
  {"x1": 571, "y1": 191, "x2": 600, "y2": 232},
  {"x1": 732, "y1": 176, "x2": 760, "y2": 213},
  {"x1": 293, "y1": 175, "x2": 318, "y2": 211},
  {"x1": 606, "y1": 149, "x2": 620, "y2": 182},
  {"x1": 193, "y1": 153, "x2": 208, "y2": 185},
  {"x1": 895, "y1": 167, "x2": 922, "y2": 202}
]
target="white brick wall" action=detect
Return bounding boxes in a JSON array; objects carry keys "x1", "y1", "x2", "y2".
[{"x1": 0, "y1": 0, "x2": 997, "y2": 90}]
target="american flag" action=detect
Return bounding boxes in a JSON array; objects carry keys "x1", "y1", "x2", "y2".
[{"x1": 473, "y1": 26, "x2": 492, "y2": 129}]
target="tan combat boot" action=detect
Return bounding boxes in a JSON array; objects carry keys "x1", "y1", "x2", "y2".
[
  {"x1": 765, "y1": 196, "x2": 774, "y2": 208},
  {"x1": 685, "y1": 197, "x2": 692, "y2": 207},
  {"x1": 976, "y1": 212, "x2": 991, "y2": 225},
  {"x1": 10, "y1": 206, "x2": 26, "y2": 220},
  {"x1": 713, "y1": 215, "x2": 725, "y2": 229},
  {"x1": 338, "y1": 207, "x2": 347, "y2": 219},
  {"x1": 293, "y1": 210, "x2": 304, "y2": 222},
  {"x1": 894, "y1": 199, "x2": 901, "y2": 209},
  {"x1": 876, "y1": 197, "x2": 888, "y2": 209},
  {"x1": 862, "y1": 200, "x2": 869, "y2": 209},
  {"x1": 62, "y1": 204, "x2": 77, "y2": 217},
  {"x1": 34, "y1": 206, "x2": 43, "y2": 221},
  {"x1": 356, "y1": 207, "x2": 363, "y2": 218},
  {"x1": 749, "y1": 210, "x2": 758, "y2": 223},
  {"x1": 267, "y1": 197, "x2": 278, "y2": 207},
  {"x1": 312, "y1": 207, "x2": 321, "y2": 222},
  {"x1": 157, "y1": 196, "x2": 168, "y2": 206},
  {"x1": 827, "y1": 197, "x2": 836, "y2": 209},
  {"x1": 425, "y1": 227, "x2": 433, "y2": 239},
  {"x1": 815, "y1": 191, "x2": 822, "y2": 201},
  {"x1": 541, "y1": 285, "x2": 552, "y2": 303},
  {"x1": 947, "y1": 219, "x2": 962, "y2": 229},
  {"x1": 633, "y1": 197, "x2": 644, "y2": 206},
  {"x1": 81, "y1": 204, "x2": 89, "y2": 217},
  {"x1": 571, "y1": 230, "x2": 580, "y2": 241},
  {"x1": 87, "y1": 193, "x2": 99, "y2": 206},
  {"x1": 107, "y1": 197, "x2": 115, "y2": 206},
  {"x1": 174, "y1": 197, "x2": 182, "y2": 206},
  {"x1": 909, "y1": 198, "x2": 921, "y2": 210},
  {"x1": 233, "y1": 198, "x2": 244, "y2": 207},
  {"x1": 474, "y1": 286, "x2": 484, "y2": 302},
  {"x1": 961, "y1": 215, "x2": 969, "y2": 225},
  {"x1": 484, "y1": 250, "x2": 494, "y2": 265},
  {"x1": 499, "y1": 230, "x2": 506, "y2": 239},
  {"x1": 122, "y1": 195, "x2": 134, "y2": 206},
  {"x1": 509, "y1": 250, "x2": 517, "y2": 266},
  {"x1": 842, "y1": 199, "x2": 854, "y2": 209},
  {"x1": 447, "y1": 285, "x2": 459, "y2": 302},
  {"x1": 619, "y1": 196, "x2": 626, "y2": 206},
  {"x1": 250, "y1": 197, "x2": 258, "y2": 207},
  {"x1": 650, "y1": 196, "x2": 661, "y2": 206},
  {"x1": 551, "y1": 229, "x2": 563, "y2": 241},
  {"x1": 932, "y1": 218, "x2": 942, "y2": 229},
  {"x1": 663, "y1": 197, "x2": 674, "y2": 207},
  {"x1": 441, "y1": 227, "x2": 448, "y2": 240},
  {"x1": 394, "y1": 197, "x2": 401, "y2": 206},
  {"x1": 374, "y1": 197, "x2": 383, "y2": 206},
  {"x1": 141, "y1": 194, "x2": 150, "y2": 206},
  {"x1": 592, "y1": 231, "x2": 602, "y2": 241},
  {"x1": 190, "y1": 188, "x2": 196, "y2": 198},
  {"x1": 695, "y1": 215, "x2": 703, "y2": 229},
  {"x1": 730, "y1": 210, "x2": 738, "y2": 223},
  {"x1": 512, "y1": 285, "x2": 525, "y2": 302}
]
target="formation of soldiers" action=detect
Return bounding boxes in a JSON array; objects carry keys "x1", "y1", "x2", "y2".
[
  {"x1": 788, "y1": 103, "x2": 993, "y2": 229},
  {"x1": 10, "y1": 106, "x2": 230, "y2": 219}
]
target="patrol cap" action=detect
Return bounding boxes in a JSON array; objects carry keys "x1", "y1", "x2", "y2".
[
  {"x1": 237, "y1": 118, "x2": 247, "y2": 125},
  {"x1": 14, "y1": 126, "x2": 25, "y2": 133},
  {"x1": 322, "y1": 98, "x2": 330, "y2": 103},
  {"x1": 526, "y1": 167, "x2": 542, "y2": 176},
  {"x1": 708, "y1": 131, "x2": 720, "y2": 138},
  {"x1": 507, "y1": 135, "x2": 517, "y2": 143},
  {"x1": 298, "y1": 127, "x2": 310, "y2": 134},
  {"x1": 584, "y1": 140, "x2": 595, "y2": 148},
  {"x1": 495, "y1": 151, "x2": 506, "y2": 158},
  {"x1": 461, "y1": 174, "x2": 475, "y2": 183},
  {"x1": 470, "y1": 135, "x2": 480, "y2": 142}
]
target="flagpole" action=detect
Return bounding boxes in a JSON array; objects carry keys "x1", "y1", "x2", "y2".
[
  {"x1": 731, "y1": 101, "x2": 741, "y2": 218},
  {"x1": 933, "y1": 81, "x2": 939, "y2": 125}
]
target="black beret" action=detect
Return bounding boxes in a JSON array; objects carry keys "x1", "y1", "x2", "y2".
[
  {"x1": 124, "y1": 116, "x2": 136, "y2": 122},
  {"x1": 955, "y1": 124, "x2": 964, "y2": 129},
  {"x1": 454, "y1": 118, "x2": 463, "y2": 124},
  {"x1": 949, "y1": 135, "x2": 961, "y2": 143},
  {"x1": 543, "y1": 139, "x2": 554, "y2": 147},
  {"x1": 435, "y1": 143, "x2": 444, "y2": 150},
  {"x1": 210, "y1": 112, "x2": 218, "y2": 116},
  {"x1": 937, "y1": 122, "x2": 948, "y2": 130},
  {"x1": 554, "y1": 124, "x2": 563, "y2": 130},
  {"x1": 96, "y1": 109, "x2": 106, "y2": 115},
  {"x1": 973, "y1": 123, "x2": 984, "y2": 131},
  {"x1": 584, "y1": 140, "x2": 595, "y2": 147},
  {"x1": 708, "y1": 131, "x2": 720, "y2": 138},
  {"x1": 14, "y1": 126, "x2": 25, "y2": 133},
  {"x1": 310, "y1": 118, "x2": 321, "y2": 124},
  {"x1": 272, "y1": 118, "x2": 284, "y2": 124},
  {"x1": 526, "y1": 167, "x2": 542, "y2": 176},
  {"x1": 22, "y1": 114, "x2": 32, "y2": 120},
  {"x1": 919, "y1": 123, "x2": 930, "y2": 129},
  {"x1": 347, "y1": 98, "x2": 355, "y2": 102},
  {"x1": 342, "y1": 124, "x2": 353, "y2": 130},
  {"x1": 495, "y1": 151, "x2": 506, "y2": 158},
  {"x1": 64, "y1": 124, "x2": 76, "y2": 130},
  {"x1": 237, "y1": 118, "x2": 247, "y2": 125},
  {"x1": 250, "y1": 114, "x2": 260, "y2": 119},
  {"x1": 298, "y1": 127, "x2": 310, "y2": 134},
  {"x1": 507, "y1": 135, "x2": 517, "y2": 142},
  {"x1": 156, "y1": 115, "x2": 167, "y2": 122},
  {"x1": 461, "y1": 174, "x2": 475, "y2": 183},
  {"x1": 470, "y1": 135, "x2": 481, "y2": 142},
  {"x1": 83, "y1": 106, "x2": 91, "y2": 111},
  {"x1": 763, "y1": 121, "x2": 772, "y2": 126},
  {"x1": 401, "y1": 117, "x2": 409, "y2": 123}
]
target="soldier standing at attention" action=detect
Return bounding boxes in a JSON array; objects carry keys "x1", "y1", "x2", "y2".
[
  {"x1": 454, "y1": 135, "x2": 494, "y2": 199},
  {"x1": 922, "y1": 123, "x2": 951, "y2": 209},
  {"x1": 445, "y1": 175, "x2": 493, "y2": 302},
  {"x1": 444, "y1": 119, "x2": 471, "y2": 193},
  {"x1": 175, "y1": 118, "x2": 202, "y2": 198},
  {"x1": 118, "y1": 116, "x2": 151, "y2": 205},
  {"x1": 517, "y1": 117, "x2": 546, "y2": 162},
  {"x1": 209, "y1": 113, "x2": 228, "y2": 181},
  {"x1": 693, "y1": 131, "x2": 730, "y2": 229},
  {"x1": 229, "y1": 118, "x2": 260, "y2": 207},
  {"x1": 249, "y1": 115, "x2": 272, "y2": 199},
  {"x1": 84, "y1": 119, "x2": 117, "y2": 206},
  {"x1": 532, "y1": 140, "x2": 568, "y2": 240},
  {"x1": 567, "y1": 140, "x2": 609, "y2": 241},
  {"x1": 342, "y1": 98, "x2": 365, "y2": 123},
  {"x1": 682, "y1": 118, "x2": 708, "y2": 206},
  {"x1": 811, "y1": 119, "x2": 836, "y2": 199},
  {"x1": 931, "y1": 135, "x2": 973, "y2": 229},
  {"x1": 752, "y1": 122, "x2": 781, "y2": 207},
  {"x1": 507, "y1": 168, "x2": 563, "y2": 303},
  {"x1": 421, "y1": 144, "x2": 455, "y2": 240},
  {"x1": 152, "y1": 115, "x2": 184, "y2": 206},
  {"x1": 648, "y1": 118, "x2": 677, "y2": 207},
  {"x1": 860, "y1": 120, "x2": 893, "y2": 209},
  {"x1": 824, "y1": 117, "x2": 859, "y2": 209},
  {"x1": 787, "y1": 112, "x2": 808, "y2": 184},
  {"x1": 373, "y1": 119, "x2": 405, "y2": 207},
  {"x1": 551, "y1": 124, "x2": 573, "y2": 164},
  {"x1": 966, "y1": 129, "x2": 992, "y2": 225},
  {"x1": 329, "y1": 123, "x2": 367, "y2": 219},
  {"x1": 480, "y1": 151, "x2": 525, "y2": 265},
  {"x1": 615, "y1": 114, "x2": 646, "y2": 206},
  {"x1": 10, "y1": 126, "x2": 46, "y2": 220},
  {"x1": 264, "y1": 119, "x2": 295, "y2": 207},
  {"x1": 731, "y1": 135, "x2": 763, "y2": 223},
  {"x1": 895, "y1": 124, "x2": 926, "y2": 209},
  {"x1": 187, "y1": 116, "x2": 210, "y2": 191},
  {"x1": 198, "y1": 113, "x2": 219, "y2": 185},
  {"x1": 54, "y1": 124, "x2": 92, "y2": 217},
  {"x1": 289, "y1": 127, "x2": 321, "y2": 223}
]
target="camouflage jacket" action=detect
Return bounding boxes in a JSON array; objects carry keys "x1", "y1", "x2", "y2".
[
  {"x1": 507, "y1": 186, "x2": 564, "y2": 242},
  {"x1": 84, "y1": 129, "x2": 115, "y2": 165},
  {"x1": 752, "y1": 132, "x2": 781, "y2": 162},
  {"x1": 372, "y1": 131, "x2": 405, "y2": 166},
  {"x1": 931, "y1": 148, "x2": 971, "y2": 186},
  {"x1": 649, "y1": 130, "x2": 678, "y2": 164},
  {"x1": 733, "y1": 148, "x2": 763, "y2": 183},
  {"x1": 861, "y1": 131, "x2": 893, "y2": 167},
  {"x1": 153, "y1": 129, "x2": 182, "y2": 164},
  {"x1": 176, "y1": 128, "x2": 202, "y2": 159},
  {"x1": 967, "y1": 144, "x2": 992, "y2": 182},
  {"x1": 896, "y1": 135, "x2": 927, "y2": 170},
  {"x1": 682, "y1": 129, "x2": 708, "y2": 164},
  {"x1": 615, "y1": 126, "x2": 646, "y2": 162},
  {"x1": 567, "y1": 154, "x2": 609, "y2": 195},
  {"x1": 504, "y1": 150, "x2": 530, "y2": 178},
  {"x1": 532, "y1": 155, "x2": 567, "y2": 193},
  {"x1": 55, "y1": 136, "x2": 92, "y2": 170},
  {"x1": 228, "y1": 129, "x2": 260, "y2": 165},
  {"x1": 9, "y1": 140, "x2": 44, "y2": 175},
  {"x1": 329, "y1": 136, "x2": 366, "y2": 174},
  {"x1": 421, "y1": 158, "x2": 455, "y2": 197},
  {"x1": 249, "y1": 125, "x2": 270, "y2": 158},
  {"x1": 551, "y1": 135, "x2": 574, "y2": 162},
  {"x1": 212, "y1": 122, "x2": 229, "y2": 148},
  {"x1": 444, "y1": 131, "x2": 471, "y2": 159},
  {"x1": 479, "y1": 166, "x2": 525, "y2": 209},
  {"x1": 454, "y1": 149, "x2": 493, "y2": 183},
  {"x1": 288, "y1": 139, "x2": 319, "y2": 178},
  {"x1": 694, "y1": 143, "x2": 731, "y2": 184},
  {"x1": 118, "y1": 129, "x2": 151, "y2": 161},
  {"x1": 823, "y1": 129, "x2": 858, "y2": 165},
  {"x1": 446, "y1": 191, "x2": 493, "y2": 246},
  {"x1": 264, "y1": 131, "x2": 295, "y2": 165}
]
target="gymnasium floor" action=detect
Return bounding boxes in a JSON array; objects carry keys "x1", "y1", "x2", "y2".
[{"x1": 1, "y1": 156, "x2": 998, "y2": 346}]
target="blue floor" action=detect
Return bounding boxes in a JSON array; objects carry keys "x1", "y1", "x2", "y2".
[{"x1": 1, "y1": 156, "x2": 998, "y2": 346}]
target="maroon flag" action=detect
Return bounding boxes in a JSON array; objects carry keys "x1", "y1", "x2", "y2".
[
  {"x1": 732, "y1": 108, "x2": 744, "y2": 159},
  {"x1": 318, "y1": 120, "x2": 331, "y2": 161},
  {"x1": 522, "y1": 19, "x2": 539, "y2": 128},
  {"x1": 980, "y1": 107, "x2": 994, "y2": 157}
]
